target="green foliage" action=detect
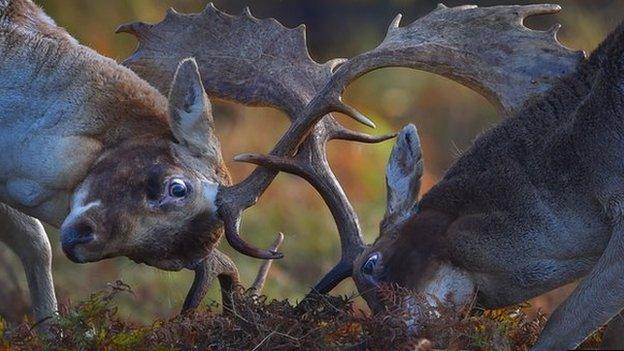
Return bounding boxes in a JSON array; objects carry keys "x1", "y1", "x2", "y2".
[{"x1": 15, "y1": 281, "x2": 148, "y2": 351}]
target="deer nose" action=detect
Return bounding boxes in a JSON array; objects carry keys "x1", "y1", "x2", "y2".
[{"x1": 60, "y1": 222, "x2": 95, "y2": 262}]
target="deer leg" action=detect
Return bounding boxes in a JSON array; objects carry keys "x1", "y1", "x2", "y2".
[
  {"x1": 531, "y1": 221, "x2": 624, "y2": 351},
  {"x1": 601, "y1": 310, "x2": 624, "y2": 350},
  {"x1": 0, "y1": 204, "x2": 57, "y2": 325}
]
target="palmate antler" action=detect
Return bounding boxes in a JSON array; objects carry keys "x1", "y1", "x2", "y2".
[
  {"x1": 313, "y1": 4, "x2": 584, "y2": 115},
  {"x1": 118, "y1": 3, "x2": 584, "y2": 296}
]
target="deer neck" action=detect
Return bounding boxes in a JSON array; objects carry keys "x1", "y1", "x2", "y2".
[{"x1": 0, "y1": 10, "x2": 170, "y2": 144}]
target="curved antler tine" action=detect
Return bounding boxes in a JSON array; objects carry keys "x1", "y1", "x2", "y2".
[
  {"x1": 332, "y1": 100, "x2": 376, "y2": 129},
  {"x1": 234, "y1": 153, "x2": 311, "y2": 180},
  {"x1": 115, "y1": 21, "x2": 151, "y2": 38},
  {"x1": 182, "y1": 249, "x2": 240, "y2": 313},
  {"x1": 388, "y1": 13, "x2": 403, "y2": 30},
  {"x1": 516, "y1": 3, "x2": 561, "y2": 17},
  {"x1": 330, "y1": 127, "x2": 397, "y2": 144},
  {"x1": 182, "y1": 260, "x2": 214, "y2": 312},
  {"x1": 182, "y1": 234, "x2": 283, "y2": 312},
  {"x1": 249, "y1": 233, "x2": 285, "y2": 296},
  {"x1": 221, "y1": 210, "x2": 283, "y2": 260},
  {"x1": 309, "y1": 257, "x2": 361, "y2": 295}
]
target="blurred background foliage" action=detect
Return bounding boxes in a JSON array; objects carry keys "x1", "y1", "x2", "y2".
[{"x1": 1, "y1": 0, "x2": 623, "y2": 324}]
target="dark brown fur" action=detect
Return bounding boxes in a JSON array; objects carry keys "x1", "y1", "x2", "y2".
[{"x1": 358, "y1": 20, "x2": 624, "y2": 351}]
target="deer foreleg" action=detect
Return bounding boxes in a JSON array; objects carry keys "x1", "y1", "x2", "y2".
[
  {"x1": 0, "y1": 204, "x2": 57, "y2": 325},
  {"x1": 531, "y1": 220, "x2": 624, "y2": 351}
]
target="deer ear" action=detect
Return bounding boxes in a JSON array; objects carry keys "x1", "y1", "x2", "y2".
[
  {"x1": 384, "y1": 124, "x2": 423, "y2": 224},
  {"x1": 168, "y1": 58, "x2": 220, "y2": 159}
]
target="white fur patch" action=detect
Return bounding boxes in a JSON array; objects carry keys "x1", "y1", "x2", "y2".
[
  {"x1": 63, "y1": 185, "x2": 101, "y2": 226},
  {"x1": 422, "y1": 264, "x2": 475, "y2": 308},
  {"x1": 202, "y1": 181, "x2": 219, "y2": 213},
  {"x1": 178, "y1": 96, "x2": 204, "y2": 131},
  {"x1": 404, "y1": 265, "x2": 475, "y2": 335}
]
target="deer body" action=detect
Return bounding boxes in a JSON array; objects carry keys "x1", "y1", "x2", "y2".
[{"x1": 417, "y1": 71, "x2": 611, "y2": 307}]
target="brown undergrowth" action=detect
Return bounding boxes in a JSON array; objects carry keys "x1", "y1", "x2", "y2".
[{"x1": 0, "y1": 281, "x2": 603, "y2": 351}]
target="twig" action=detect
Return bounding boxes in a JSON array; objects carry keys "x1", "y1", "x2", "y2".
[
  {"x1": 249, "y1": 233, "x2": 284, "y2": 297},
  {"x1": 251, "y1": 330, "x2": 276, "y2": 351}
]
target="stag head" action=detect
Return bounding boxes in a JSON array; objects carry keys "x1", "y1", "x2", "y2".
[
  {"x1": 60, "y1": 58, "x2": 230, "y2": 271},
  {"x1": 114, "y1": 3, "x2": 584, "y2": 312},
  {"x1": 352, "y1": 125, "x2": 476, "y2": 315}
]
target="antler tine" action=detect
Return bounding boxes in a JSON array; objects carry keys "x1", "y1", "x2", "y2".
[
  {"x1": 307, "y1": 3, "x2": 585, "y2": 120},
  {"x1": 326, "y1": 118, "x2": 397, "y2": 143}
]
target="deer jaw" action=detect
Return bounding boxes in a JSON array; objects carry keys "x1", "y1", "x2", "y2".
[
  {"x1": 402, "y1": 264, "x2": 475, "y2": 335},
  {"x1": 354, "y1": 255, "x2": 476, "y2": 334}
]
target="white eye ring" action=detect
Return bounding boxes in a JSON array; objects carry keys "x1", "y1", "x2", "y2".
[{"x1": 169, "y1": 179, "x2": 188, "y2": 198}]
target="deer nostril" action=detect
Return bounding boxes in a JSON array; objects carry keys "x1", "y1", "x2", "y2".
[
  {"x1": 74, "y1": 222, "x2": 94, "y2": 240},
  {"x1": 60, "y1": 222, "x2": 95, "y2": 263},
  {"x1": 61, "y1": 222, "x2": 95, "y2": 246}
]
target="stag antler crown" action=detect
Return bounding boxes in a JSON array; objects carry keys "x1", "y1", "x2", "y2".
[{"x1": 118, "y1": 3, "x2": 584, "y2": 296}]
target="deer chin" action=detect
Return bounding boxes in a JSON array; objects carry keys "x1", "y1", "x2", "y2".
[
  {"x1": 126, "y1": 243, "x2": 213, "y2": 272},
  {"x1": 62, "y1": 240, "x2": 113, "y2": 263},
  {"x1": 402, "y1": 264, "x2": 476, "y2": 335}
]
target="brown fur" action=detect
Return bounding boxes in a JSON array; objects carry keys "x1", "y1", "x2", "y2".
[
  {"x1": 383, "y1": 210, "x2": 453, "y2": 285},
  {"x1": 0, "y1": 0, "x2": 71, "y2": 41},
  {"x1": 1, "y1": 0, "x2": 231, "y2": 273}
]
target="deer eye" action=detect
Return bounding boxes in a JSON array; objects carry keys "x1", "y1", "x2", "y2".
[
  {"x1": 361, "y1": 253, "x2": 379, "y2": 275},
  {"x1": 169, "y1": 179, "x2": 189, "y2": 198}
]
